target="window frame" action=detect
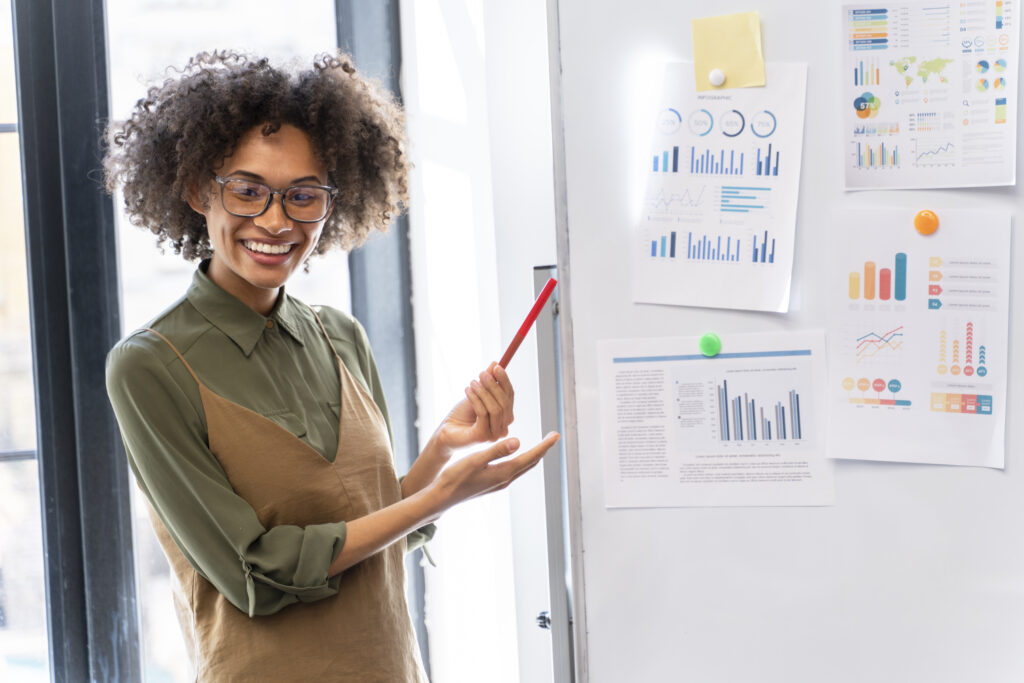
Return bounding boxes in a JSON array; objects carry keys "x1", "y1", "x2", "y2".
[{"x1": 12, "y1": 0, "x2": 140, "y2": 681}]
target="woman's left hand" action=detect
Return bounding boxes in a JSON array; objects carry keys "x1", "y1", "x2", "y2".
[{"x1": 435, "y1": 362, "x2": 515, "y2": 450}]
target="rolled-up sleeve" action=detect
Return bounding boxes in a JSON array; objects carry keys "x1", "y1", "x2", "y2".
[{"x1": 106, "y1": 337, "x2": 346, "y2": 617}]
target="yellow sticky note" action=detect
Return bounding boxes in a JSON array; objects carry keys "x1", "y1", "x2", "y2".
[{"x1": 692, "y1": 12, "x2": 765, "y2": 91}]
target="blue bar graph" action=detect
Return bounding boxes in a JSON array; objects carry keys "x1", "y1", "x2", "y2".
[
  {"x1": 752, "y1": 230, "x2": 776, "y2": 264},
  {"x1": 690, "y1": 147, "x2": 744, "y2": 175},
  {"x1": 652, "y1": 146, "x2": 680, "y2": 173},
  {"x1": 650, "y1": 231, "x2": 679, "y2": 258},
  {"x1": 685, "y1": 231, "x2": 742, "y2": 262},
  {"x1": 755, "y1": 143, "x2": 779, "y2": 176},
  {"x1": 720, "y1": 186, "x2": 770, "y2": 213},
  {"x1": 717, "y1": 380, "x2": 803, "y2": 441}
]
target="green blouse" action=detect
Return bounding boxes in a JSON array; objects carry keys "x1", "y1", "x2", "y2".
[{"x1": 106, "y1": 262, "x2": 433, "y2": 616}]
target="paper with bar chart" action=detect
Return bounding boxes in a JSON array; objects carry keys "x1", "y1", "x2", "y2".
[
  {"x1": 632, "y1": 62, "x2": 807, "y2": 312},
  {"x1": 597, "y1": 332, "x2": 832, "y2": 508},
  {"x1": 843, "y1": 1, "x2": 1019, "y2": 189},
  {"x1": 827, "y1": 208, "x2": 1010, "y2": 467}
]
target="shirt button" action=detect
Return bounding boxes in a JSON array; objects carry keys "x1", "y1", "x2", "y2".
[{"x1": 266, "y1": 320, "x2": 274, "y2": 329}]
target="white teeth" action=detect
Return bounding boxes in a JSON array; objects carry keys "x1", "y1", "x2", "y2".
[{"x1": 244, "y1": 241, "x2": 292, "y2": 255}]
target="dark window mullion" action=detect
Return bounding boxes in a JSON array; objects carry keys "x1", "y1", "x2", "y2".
[{"x1": 13, "y1": 0, "x2": 140, "y2": 681}]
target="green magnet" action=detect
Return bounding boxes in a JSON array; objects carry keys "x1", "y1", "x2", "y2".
[{"x1": 699, "y1": 333, "x2": 722, "y2": 357}]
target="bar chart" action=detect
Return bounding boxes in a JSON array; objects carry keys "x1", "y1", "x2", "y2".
[
  {"x1": 652, "y1": 146, "x2": 680, "y2": 173},
  {"x1": 684, "y1": 232, "x2": 742, "y2": 262},
  {"x1": 937, "y1": 322, "x2": 987, "y2": 377},
  {"x1": 755, "y1": 143, "x2": 779, "y2": 176},
  {"x1": 853, "y1": 58, "x2": 881, "y2": 86},
  {"x1": 690, "y1": 147, "x2": 745, "y2": 175},
  {"x1": 848, "y1": 252, "x2": 907, "y2": 301},
  {"x1": 752, "y1": 230, "x2": 776, "y2": 264},
  {"x1": 720, "y1": 186, "x2": 771, "y2": 214},
  {"x1": 716, "y1": 379, "x2": 802, "y2": 441},
  {"x1": 853, "y1": 141, "x2": 899, "y2": 168}
]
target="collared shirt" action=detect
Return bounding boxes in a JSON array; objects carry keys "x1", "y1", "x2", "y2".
[{"x1": 106, "y1": 262, "x2": 432, "y2": 616}]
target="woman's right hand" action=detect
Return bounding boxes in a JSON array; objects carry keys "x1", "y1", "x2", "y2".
[{"x1": 426, "y1": 432, "x2": 561, "y2": 514}]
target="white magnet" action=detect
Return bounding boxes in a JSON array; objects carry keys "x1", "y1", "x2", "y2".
[{"x1": 708, "y1": 68, "x2": 726, "y2": 87}]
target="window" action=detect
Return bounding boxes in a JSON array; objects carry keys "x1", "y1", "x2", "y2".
[{"x1": 0, "y1": 2, "x2": 49, "y2": 679}]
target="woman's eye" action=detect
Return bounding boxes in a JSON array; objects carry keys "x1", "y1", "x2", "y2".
[{"x1": 228, "y1": 183, "x2": 265, "y2": 201}]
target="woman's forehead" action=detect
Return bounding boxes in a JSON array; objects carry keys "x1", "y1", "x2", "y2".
[{"x1": 216, "y1": 124, "x2": 326, "y2": 181}]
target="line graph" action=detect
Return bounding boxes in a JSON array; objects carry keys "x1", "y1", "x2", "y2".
[
  {"x1": 645, "y1": 186, "x2": 708, "y2": 215},
  {"x1": 913, "y1": 139, "x2": 955, "y2": 167},
  {"x1": 855, "y1": 325, "x2": 904, "y2": 362}
]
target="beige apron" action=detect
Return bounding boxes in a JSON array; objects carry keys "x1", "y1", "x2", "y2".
[{"x1": 142, "y1": 313, "x2": 426, "y2": 682}]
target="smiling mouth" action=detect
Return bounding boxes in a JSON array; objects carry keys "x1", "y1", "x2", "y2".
[{"x1": 242, "y1": 240, "x2": 295, "y2": 255}]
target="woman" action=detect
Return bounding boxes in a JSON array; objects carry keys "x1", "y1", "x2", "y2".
[{"x1": 104, "y1": 51, "x2": 559, "y2": 681}]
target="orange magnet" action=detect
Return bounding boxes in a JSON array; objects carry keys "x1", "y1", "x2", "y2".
[{"x1": 914, "y1": 210, "x2": 939, "y2": 235}]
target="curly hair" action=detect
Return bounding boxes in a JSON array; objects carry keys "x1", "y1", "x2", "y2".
[{"x1": 103, "y1": 50, "x2": 409, "y2": 260}]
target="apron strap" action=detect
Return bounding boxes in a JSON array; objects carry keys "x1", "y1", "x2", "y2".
[
  {"x1": 305, "y1": 305, "x2": 343, "y2": 360},
  {"x1": 141, "y1": 327, "x2": 202, "y2": 384}
]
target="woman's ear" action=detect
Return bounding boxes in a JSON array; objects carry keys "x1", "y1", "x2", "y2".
[{"x1": 186, "y1": 182, "x2": 209, "y2": 216}]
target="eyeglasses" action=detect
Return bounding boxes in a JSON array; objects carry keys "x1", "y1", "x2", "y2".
[{"x1": 214, "y1": 176, "x2": 338, "y2": 223}]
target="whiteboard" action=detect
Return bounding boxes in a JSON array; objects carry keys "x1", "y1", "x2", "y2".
[{"x1": 548, "y1": 0, "x2": 1024, "y2": 681}]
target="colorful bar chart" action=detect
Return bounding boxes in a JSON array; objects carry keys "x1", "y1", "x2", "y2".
[
  {"x1": 755, "y1": 143, "x2": 779, "y2": 176},
  {"x1": 720, "y1": 186, "x2": 770, "y2": 213},
  {"x1": 854, "y1": 59, "x2": 881, "y2": 85},
  {"x1": 685, "y1": 232, "x2": 741, "y2": 262},
  {"x1": 690, "y1": 147, "x2": 744, "y2": 175},
  {"x1": 937, "y1": 322, "x2": 987, "y2": 377},
  {"x1": 854, "y1": 141, "x2": 899, "y2": 168},
  {"x1": 717, "y1": 379, "x2": 802, "y2": 441},
  {"x1": 752, "y1": 230, "x2": 776, "y2": 264},
  {"x1": 930, "y1": 392, "x2": 993, "y2": 415},
  {"x1": 848, "y1": 252, "x2": 906, "y2": 301},
  {"x1": 652, "y1": 146, "x2": 680, "y2": 173}
]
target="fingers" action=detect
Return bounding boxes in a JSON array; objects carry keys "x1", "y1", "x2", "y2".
[
  {"x1": 469, "y1": 432, "x2": 561, "y2": 499},
  {"x1": 484, "y1": 432, "x2": 560, "y2": 480},
  {"x1": 468, "y1": 363, "x2": 515, "y2": 439}
]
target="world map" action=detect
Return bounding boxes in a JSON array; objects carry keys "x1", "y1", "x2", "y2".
[{"x1": 889, "y1": 57, "x2": 954, "y2": 86}]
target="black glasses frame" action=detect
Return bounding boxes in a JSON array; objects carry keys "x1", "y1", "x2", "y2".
[{"x1": 214, "y1": 175, "x2": 339, "y2": 223}]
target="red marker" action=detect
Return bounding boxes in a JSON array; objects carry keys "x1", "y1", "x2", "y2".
[{"x1": 499, "y1": 277, "x2": 558, "y2": 368}]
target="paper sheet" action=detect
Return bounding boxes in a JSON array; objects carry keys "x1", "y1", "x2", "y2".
[
  {"x1": 692, "y1": 11, "x2": 766, "y2": 91},
  {"x1": 597, "y1": 332, "x2": 833, "y2": 508},
  {"x1": 843, "y1": 1, "x2": 1019, "y2": 189},
  {"x1": 826, "y1": 208, "x2": 1010, "y2": 467},
  {"x1": 632, "y1": 62, "x2": 807, "y2": 312}
]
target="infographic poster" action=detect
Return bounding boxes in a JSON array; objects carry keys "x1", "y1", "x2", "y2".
[
  {"x1": 632, "y1": 62, "x2": 807, "y2": 312},
  {"x1": 827, "y1": 208, "x2": 1010, "y2": 467},
  {"x1": 843, "y1": 1, "x2": 1019, "y2": 189},
  {"x1": 597, "y1": 332, "x2": 833, "y2": 508}
]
